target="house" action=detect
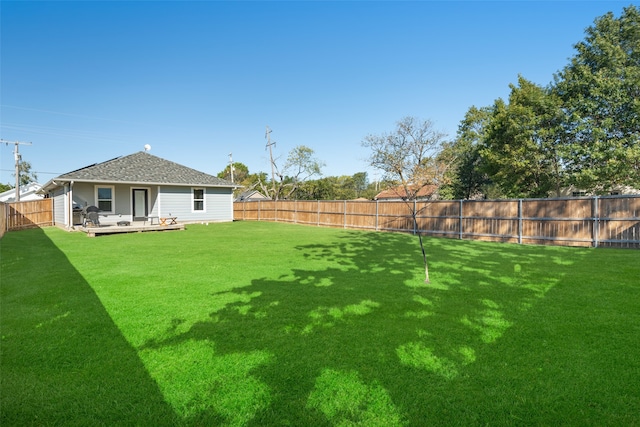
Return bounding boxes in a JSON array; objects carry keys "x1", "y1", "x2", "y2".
[
  {"x1": 0, "y1": 182, "x2": 43, "y2": 203},
  {"x1": 555, "y1": 185, "x2": 640, "y2": 198},
  {"x1": 39, "y1": 151, "x2": 240, "y2": 228},
  {"x1": 374, "y1": 184, "x2": 438, "y2": 201},
  {"x1": 234, "y1": 189, "x2": 269, "y2": 202}
]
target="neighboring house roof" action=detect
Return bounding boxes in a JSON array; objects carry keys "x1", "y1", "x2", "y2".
[
  {"x1": 235, "y1": 190, "x2": 269, "y2": 202},
  {"x1": 41, "y1": 151, "x2": 238, "y2": 192},
  {"x1": 375, "y1": 184, "x2": 437, "y2": 200},
  {"x1": 0, "y1": 182, "x2": 43, "y2": 202}
]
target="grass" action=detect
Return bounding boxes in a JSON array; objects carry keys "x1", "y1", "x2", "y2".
[{"x1": 1, "y1": 221, "x2": 639, "y2": 426}]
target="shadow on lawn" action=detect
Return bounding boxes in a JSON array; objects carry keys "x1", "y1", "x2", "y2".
[
  {"x1": 140, "y1": 229, "x2": 588, "y2": 425},
  {"x1": 0, "y1": 228, "x2": 177, "y2": 425}
]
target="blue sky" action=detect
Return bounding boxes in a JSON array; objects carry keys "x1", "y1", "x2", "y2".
[{"x1": 1, "y1": 1, "x2": 637, "y2": 186}]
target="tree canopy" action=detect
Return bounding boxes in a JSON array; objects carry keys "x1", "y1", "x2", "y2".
[
  {"x1": 447, "y1": 5, "x2": 640, "y2": 198},
  {"x1": 362, "y1": 116, "x2": 449, "y2": 200}
]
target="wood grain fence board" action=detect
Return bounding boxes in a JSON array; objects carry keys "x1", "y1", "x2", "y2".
[
  {"x1": 345, "y1": 201, "x2": 377, "y2": 230},
  {"x1": 7, "y1": 199, "x2": 53, "y2": 230},
  {"x1": 0, "y1": 203, "x2": 7, "y2": 237},
  {"x1": 291, "y1": 201, "x2": 316, "y2": 225},
  {"x1": 232, "y1": 196, "x2": 640, "y2": 248}
]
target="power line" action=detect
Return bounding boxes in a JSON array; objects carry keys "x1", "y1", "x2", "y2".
[{"x1": 0, "y1": 169, "x2": 60, "y2": 175}]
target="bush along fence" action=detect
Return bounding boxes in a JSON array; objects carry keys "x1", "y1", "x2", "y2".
[{"x1": 234, "y1": 195, "x2": 640, "y2": 249}]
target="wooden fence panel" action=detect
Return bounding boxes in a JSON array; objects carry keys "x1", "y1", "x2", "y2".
[
  {"x1": 296, "y1": 201, "x2": 319, "y2": 225},
  {"x1": 521, "y1": 198, "x2": 593, "y2": 246},
  {"x1": 345, "y1": 200, "x2": 377, "y2": 230},
  {"x1": 462, "y1": 200, "x2": 519, "y2": 243},
  {"x1": 318, "y1": 201, "x2": 345, "y2": 228},
  {"x1": 276, "y1": 201, "x2": 297, "y2": 224},
  {"x1": 7, "y1": 199, "x2": 53, "y2": 231},
  {"x1": 0, "y1": 203, "x2": 7, "y2": 238},
  {"x1": 376, "y1": 201, "x2": 412, "y2": 232},
  {"x1": 233, "y1": 195, "x2": 640, "y2": 248},
  {"x1": 416, "y1": 201, "x2": 460, "y2": 237},
  {"x1": 598, "y1": 197, "x2": 640, "y2": 248}
]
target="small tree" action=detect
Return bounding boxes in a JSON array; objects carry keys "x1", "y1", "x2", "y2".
[{"x1": 362, "y1": 116, "x2": 449, "y2": 282}]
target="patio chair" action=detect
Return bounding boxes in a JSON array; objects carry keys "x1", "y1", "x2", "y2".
[{"x1": 84, "y1": 206, "x2": 101, "y2": 227}]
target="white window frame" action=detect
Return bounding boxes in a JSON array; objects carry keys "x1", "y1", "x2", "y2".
[
  {"x1": 95, "y1": 185, "x2": 115, "y2": 213},
  {"x1": 192, "y1": 187, "x2": 206, "y2": 212}
]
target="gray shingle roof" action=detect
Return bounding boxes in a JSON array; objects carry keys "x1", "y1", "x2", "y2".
[{"x1": 56, "y1": 151, "x2": 236, "y2": 187}]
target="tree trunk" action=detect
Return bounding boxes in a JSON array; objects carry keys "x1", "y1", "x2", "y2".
[{"x1": 418, "y1": 233, "x2": 430, "y2": 283}]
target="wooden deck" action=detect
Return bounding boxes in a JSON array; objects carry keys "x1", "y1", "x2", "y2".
[{"x1": 80, "y1": 222, "x2": 185, "y2": 237}]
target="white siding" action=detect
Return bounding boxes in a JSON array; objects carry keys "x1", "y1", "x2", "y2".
[
  {"x1": 158, "y1": 186, "x2": 233, "y2": 222},
  {"x1": 52, "y1": 190, "x2": 66, "y2": 226}
]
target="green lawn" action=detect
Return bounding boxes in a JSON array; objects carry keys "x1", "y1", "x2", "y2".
[{"x1": 1, "y1": 221, "x2": 639, "y2": 426}]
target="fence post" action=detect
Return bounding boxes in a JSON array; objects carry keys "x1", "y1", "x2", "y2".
[
  {"x1": 317, "y1": 200, "x2": 320, "y2": 226},
  {"x1": 375, "y1": 200, "x2": 379, "y2": 231},
  {"x1": 294, "y1": 200, "x2": 297, "y2": 224},
  {"x1": 258, "y1": 200, "x2": 261, "y2": 221},
  {"x1": 344, "y1": 200, "x2": 347, "y2": 229},
  {"x1": 592, "y1": 196, "x2": 599, "y2": 248},
  {"x1": 459, "y1": 200, "x2": 463, "y2": 240},
  {"x1": 518, "y1": 199, "x2": 523, "y2": 244}
]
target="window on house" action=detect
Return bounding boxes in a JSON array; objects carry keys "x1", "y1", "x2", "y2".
[
  {"x1": 96, "y1": 186, "x2": 114, "y2": 212},
  {"x1": 572, "y1": 191, "x2": 587, "y2": 197},
  {"x1": 193, "y1": 188, "x2": 204, "y2": 211}
]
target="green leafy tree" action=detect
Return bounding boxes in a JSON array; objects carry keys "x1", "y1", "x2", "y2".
[
  {"x1": 217, "y1": 162, "x2": 249, "y2": 184},
  {"x1": 440, "y1": 106, "x2": 493, "y2": 200},
  {"x1": 352, "y1": 172, "x2": 368, "y2": 198},
  {"x1": 292, "y1": 173, "x2": 370, "y2": 200},
  {"x1": 481, "y1": 77, "x2": 565, "y2": 198},
  {"x1": 554, "y1": 5, "x2": 640, "y2": 192}
]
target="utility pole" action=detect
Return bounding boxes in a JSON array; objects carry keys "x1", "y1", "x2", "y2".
[
  {"x1": 228, "y1": 152, "x2": 234, "y2": 183},
  {"x1": 1, "y1": 139, "x2": 32, "y2": 202},
  {"x1": 265, "y1": 126, "x2": 277, "y2": 198}
]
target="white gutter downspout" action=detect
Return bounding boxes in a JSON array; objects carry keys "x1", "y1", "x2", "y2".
[{"x1": 68, "y1": 181, "x2": 74, "y2": 229}]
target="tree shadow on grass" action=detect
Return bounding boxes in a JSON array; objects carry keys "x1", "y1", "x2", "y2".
[
  {"x1": 140, "y1": 228, "x2": 587, "y2": 425},
  {"x1": 0, "y1": 228, "x2": 178, "y2": 425}
]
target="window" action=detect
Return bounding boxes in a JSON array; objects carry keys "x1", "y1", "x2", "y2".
[
  {"x1": 96, "y1": 186, "x2": 114, "y2": 212},
  {"x1": 193, "y1": 188, "x2": 205, "y2": 211}
]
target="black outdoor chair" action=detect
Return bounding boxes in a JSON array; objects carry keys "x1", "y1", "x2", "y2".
[{"x1": 84, "y1": 206, "x2": 101, "y2": 227}]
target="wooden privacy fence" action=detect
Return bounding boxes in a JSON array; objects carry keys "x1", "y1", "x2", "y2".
[
  {"x1": 2, "y1": 199, "x2": 54, "y2": 232},
  {"x1": 234, "y1": 195, "x2": 640, "y2": 249}
]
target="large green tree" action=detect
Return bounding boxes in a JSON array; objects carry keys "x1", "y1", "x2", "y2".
[
  {"x1": 480, "y1": 76, "x2": 565, "y2": 198},
  {"x1": 554, "y1": 5, "x2": 640, "y2": 192},
  {"x1": 442, "y1": 106, "x2": 493, "y2": 200}
]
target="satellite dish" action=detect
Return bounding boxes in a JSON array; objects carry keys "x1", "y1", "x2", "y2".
[{"x1": 144, "y1": 144, "x2": 151, "y2": 151}]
